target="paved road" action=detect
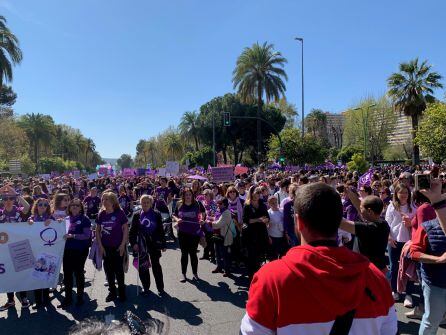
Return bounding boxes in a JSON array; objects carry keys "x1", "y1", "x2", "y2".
[{"x1": 0, "y1": 239, "x2": 445, "y2": 334}]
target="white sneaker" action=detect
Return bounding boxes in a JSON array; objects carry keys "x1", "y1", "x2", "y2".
[
  {"x1": 392, "y1": 292, "x2": 400, "y2": 301},
  {"x1": 403, "y1": 295, "x2": 413, "y2": 308},
  {"x1": 405, "y1": 305, "x2": 424, "y2": 320},
  {"x1": 104, "y1": 280, "x2": 109, "y2": 287}
]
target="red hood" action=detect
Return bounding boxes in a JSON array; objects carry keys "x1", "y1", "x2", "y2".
[{"x1": 281, "y1": 245, "x2": 371, "y2": 313}]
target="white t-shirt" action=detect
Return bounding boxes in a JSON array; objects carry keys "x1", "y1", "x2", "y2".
[
  {"x1": 385, "y1": 202, "x2": 416, "y2": 242},
  {"x1": 267, "y1": 208, "x2": 284, "y2": 238}
]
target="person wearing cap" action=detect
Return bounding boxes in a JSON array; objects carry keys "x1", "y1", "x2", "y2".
[{"x1": 0, "y1": 185, "x2": 32, "y2": 311}]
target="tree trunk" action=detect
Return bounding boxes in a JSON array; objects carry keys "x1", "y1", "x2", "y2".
[
  {"x1": 194, "y1": 135, "x2": 199, "y2": 151},
  {"x1": 411, "y1": 114, "x2": 420, "y2": 166},
  {"x1": 257, "y1": 83, "x2": 263, "y2": 165}
]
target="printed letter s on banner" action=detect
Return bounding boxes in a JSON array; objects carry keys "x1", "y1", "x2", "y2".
[{"x1": 0, "y1": 264, "x2": 5, "y2": 274}]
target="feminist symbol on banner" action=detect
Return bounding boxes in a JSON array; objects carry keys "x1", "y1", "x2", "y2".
[
  {"x1": 0, "y1": 232, "x2": 8, "y2": 244},
  {"x1": 40, "y1": 227, "x2": 58, "y2": 246}
]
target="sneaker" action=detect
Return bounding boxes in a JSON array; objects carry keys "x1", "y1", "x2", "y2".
[
  {"x1": 105, "y1": 293, "x2": 116, "y2": 302},
  {"x1": 403, "y1": 295, "x2": 413, "y2": 308},
  {"x1": 212, "y1": 267, "x2": 222, "y2": 274},
  {"x1": 180, "y1": 274, "x2": 187, "y2": 283},
  {"x1": 21, "y1": 298, "x2": 31, "y2": 309},
  {"x1": 392, "y1": 292, "x2": 400, "y2": 301},
  {"x1": 0, "y1": 301, "x2": 15, "y2": 311},
  {"x1": 405, "y1": 305, "x2": 424, "y2": 320},
  {"x1": 104, "y1": 280, "x2": 109, "y2": 287},
  {"x1": 192, "y1": 273, "x2": 199, "y2": 281}
]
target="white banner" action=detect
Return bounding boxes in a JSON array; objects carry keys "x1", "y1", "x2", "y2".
[
  {"x1": 166, "y1": 161, "x2": 180, "y2": 176},
  {"x1": 0, "y1": 221, "x2": 66, "y2": 293}
]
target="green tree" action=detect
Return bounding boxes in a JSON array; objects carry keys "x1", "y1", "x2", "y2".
[
  {"x1": 343, "y1": 96, "x2": 396, "y2": 163},
  {"x1": 117, "y1": 154, "x2": 134, "y2": 169},
  {"x1": 272, "y1": 98, "x2": 298, "y2": 128},
  {"x1": 337, "y1": 145, "x2": 363, "y2": 164},
  {"x1": 268, "y1": 127, "x2": 327, "y2": 165},
  {"x1": 182, "y1": 146, "x2": 214, "y2": 168},
  {"x1": 0, "y1": 117, "x2": 29, "y2": 160},
  {"x1": 415, "y1": 102, "x2": 446, "y2": 163},
  {"x1": 0, "y1": 16, "x2": 23, "y2": 87},
  {"x1": 232, "y1": 42, "x2": 288, "y2": 162},
  {"x1": 387, "y1": 58, "x2": 443, "y2": 165},
  {"x1": 18, "y1": 113, "x2": 55, "y2": 167},
  {"x1": 84, "y1": 138, "x2": 95, "y2": 166},
  {"x1": 347, "y1": 153, "x2": 369, "y2": 174},
  {"x1": 179, "y1": 111, "x2": 200, "y2": 151},
  {"x1": 164, "y1": 130, "x2": 183, "y2": 161}
]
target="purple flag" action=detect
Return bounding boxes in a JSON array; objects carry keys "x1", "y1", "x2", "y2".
[{"x1": 358, "y1": 170, "x2": 373, "y2": 187}]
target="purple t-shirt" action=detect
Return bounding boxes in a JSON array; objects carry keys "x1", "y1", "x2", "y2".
[
  {"x1": 156, "y1": 187, "x2": 170, "y2": 202},
  {"x1": 139, "y1": 209, "x2": 159, "y2": 235},
  {"x1": 175, "y1": 203, "x2": 203, "y2": 236},
  {"x1": 66, "y1": 215, "x2": 92, "y2": 250},
  {"x1": 83, "y1": 196, "x2": 101, "y2": 215},
  {"x1": 97, "y1": 209, "x2": 128, "y2": 247},
  {"x1": 0, "y1": 206, "x2": 26, "y2": 223}
]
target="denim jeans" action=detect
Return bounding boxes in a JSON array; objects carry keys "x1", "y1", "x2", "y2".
[
  {"x1": 388, "y1": 241, "x2": 415, "y2": 294},
  {"x1": 214, "y1": 240, "x2": 230, "y2": 273},
  {"x1": 419, "y1": 281, "x2": 446, "y2": 335}
]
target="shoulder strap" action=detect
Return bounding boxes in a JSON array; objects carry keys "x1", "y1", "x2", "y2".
[{"x1": 329, "y1": 309, "x2": 356, "y2": 335}]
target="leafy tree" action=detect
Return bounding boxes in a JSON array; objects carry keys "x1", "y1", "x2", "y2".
[
  {"x1": 343, "y1": 96, "x2": 396, "y2": 163},
  {"x1": 347, "y1": 153, "x2": 369, "y2": 174},
  {"x1": 117, "y1": 154, "x2": 134, "y2": 169},
  {"x1": 337, "y1": 145, "x2": 363, "y2": 164},
  {"x1": 415, "y1": 102, "x2": 446, "y2": 163},
  {"x1": 268, "y1": 127, "x2": 328, "y2": 165},
  {"x1": 0, "y1": 117, "x2": 29, "y2": 160},
  {"x1": 232, "y1": 42, "x2": 288, "y2": 162},
  {"x1": 179, "y1": 111, "x2": 200, "y2": 151},
  {"x1": 0, "y1": 15, "x2": 23, "y2": 87},
  {"x1": 0, "y1": 85, "x2": 16, "y2": 116},
  {"x1": 271, "y1": 98, "x2": 298, "y2": 128},
  {"x1": 19, "y1": 155, "x2": 35, "y2": 175},
  {"x1": 182, "y1": 146, "x2": 213, "y2": 168},
  {"x1": 387, "y1": 58, "x2": 443, "y2": 165}
]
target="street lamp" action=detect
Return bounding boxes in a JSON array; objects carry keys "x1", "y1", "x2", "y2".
[
  {"x1": 352, "y1": 103, "x2": 376, "y2": 163},
  {"x1": 294, "y1": 37, "x2": 304, "y2": 139}
]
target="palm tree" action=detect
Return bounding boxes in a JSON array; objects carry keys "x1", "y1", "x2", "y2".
[
  {"x1": 164, "y1": 132, "x2": 183, "y2": 161},
  {"x1": 0, "y1": 16, "x2": 23, "y2": 87},
  {"x1": 232, "y1": 42, "x2": 288, "y2": 163},
  {"x1": 17, "y1": 113, "x2": 55, "y2": 167},
  {"x1": 179, "y1": 111, "x2": 200, "y2": 151},
  {"x1": 387, "y1": 58, "x2": 443, "y2": 165}
]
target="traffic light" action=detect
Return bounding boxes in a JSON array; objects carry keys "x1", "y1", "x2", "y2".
[
  {"x1": 223, "y1": 112, "x2": 231, "y2": 126},
  {"x1": 279, "y1": 156, "x2": 285, "y2": 167}
]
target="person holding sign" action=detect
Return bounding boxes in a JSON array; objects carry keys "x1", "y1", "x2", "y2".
[
  {"x1": 0, "y1": 185, "x2": 31, "y2": 311},
  {"x1": 28, "y1": 198, "x2": 56, "y2": 309},
  {"x1": 95, "y1": 192, "x2": 129, "y2": 302},
  {"x1": 59, "y1": 198, "x2": 92, "y2": 308}
]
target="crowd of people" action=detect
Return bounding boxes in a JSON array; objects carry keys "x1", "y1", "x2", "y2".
[{"x1": 1, "y1": 163, "x2": 446, "y2": 334}]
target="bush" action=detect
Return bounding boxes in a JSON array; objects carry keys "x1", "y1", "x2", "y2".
[
  {"x1": 347, "y1": 153, "x2": 369, "y2": 174},
  {"x1": 337, "y1": 145, "x2": 363, "y2": 164},
  {"x1": 182, "y1": 146, "x2": 213, "y2": 168}
]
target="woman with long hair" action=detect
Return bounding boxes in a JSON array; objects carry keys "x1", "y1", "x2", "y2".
[
  {"x1": 242, "y1": 186, "x2": 270, "y2": 281},
  {"x1": 386, "y1": 183, "x2": 417, "y2": 305},
  {"x1": 96, "y1": 192, "x2": 129, "y2": 302},
  {"x1": 226, "y1": 186, "x2": 244, "y2": 265},
  {"x1": 52, "y1": 192, "x2": 70, "y2": 220},
  {"x1": 129, "y1": 195, "x2": 166, "y2": 295},
  {"x1": 0, "y1": 186, "x2": 31, "y2": 311},
  {"x1": 201, "y1": 189, "x2": 218, "y2": 262},
  {"x1": 28, "y1": 198, "x2": 55, "y2": 309},
  {"x1": 172, "y1": 187, "x2": 205, "y2": 282},
  {"x1": 59, "y1": 198, "x2": 92, "y2": 308}
]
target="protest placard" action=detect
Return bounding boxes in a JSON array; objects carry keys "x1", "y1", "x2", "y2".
[
  {"x1": 0, "y1": 221, "x2": 66, "y2": 293},
  {"x1": 211, "y1": 166, "x2": 234, "y2": 183},
  {"x1": 166, "y1": 161, "x2": 180, "y2": 176}
]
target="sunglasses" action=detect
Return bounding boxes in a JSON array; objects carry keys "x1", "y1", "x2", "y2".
[
  {"x1": 2, "y1": 196, "x2": 16, "y2": 201},
  {"x1": 70, "y1": 204, "x2": 81, "y2": 208},
  {"x1": 38, "y1": 203, "x2": 49, "y2": 207}
]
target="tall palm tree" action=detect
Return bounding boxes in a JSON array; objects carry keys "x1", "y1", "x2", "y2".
[
  {"x1": 17, "y1": 113, "x2": 55, "y2": 167},
  {"x1": 0, "y1": 16, "x2": 23, "y2": 87},
  {"x1": 232, "y1": 42, "x2": 288, "y2": 163},
  {"x1": 164, "y1": 132, "x2": 183, "y2": 161},
  {"x1": 387, "y1": 58, "x2": 443, "y2": 165},
  {"x1": 179, "y1": 111, "x2": 200, "y2": 151}
]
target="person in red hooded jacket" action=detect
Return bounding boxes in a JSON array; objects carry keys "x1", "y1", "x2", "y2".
[{"x1": 240, "y1": 182, "x2": 397, "y2": 335}]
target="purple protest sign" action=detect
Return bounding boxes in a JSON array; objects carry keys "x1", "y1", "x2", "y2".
[{"x1": 358, "y1": 170, "x2": 374, "y2": 187}]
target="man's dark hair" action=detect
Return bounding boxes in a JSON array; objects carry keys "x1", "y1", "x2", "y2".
[
  {"x1": 294, "y1": 183, "x2": 343, "y2": 238},
  {"x1": 280, "y1": 178, "x2": 291, "y2": 189},
  {"x1": 300, "y1": 176, "x2": 309, "y2": 184},
  {"x1": 362, "y1": 196, "x2": 384, "y2": 215}
]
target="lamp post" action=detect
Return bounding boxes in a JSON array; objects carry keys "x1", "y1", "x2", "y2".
[
  {"x1": 295, "y1": 37, "x2": 304, "y2": 138},
  {"x1": 353, "y1": 103, "x2": 376, "y2": 163}
]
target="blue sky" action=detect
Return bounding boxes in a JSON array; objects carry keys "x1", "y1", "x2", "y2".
[{"x1": 2, "y1": 0, "x2": 446, "y2": 158}]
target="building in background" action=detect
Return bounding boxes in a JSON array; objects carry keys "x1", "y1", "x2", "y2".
[{"x1": 387, "y1": 113, "x2": 412, "y2": 146}]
